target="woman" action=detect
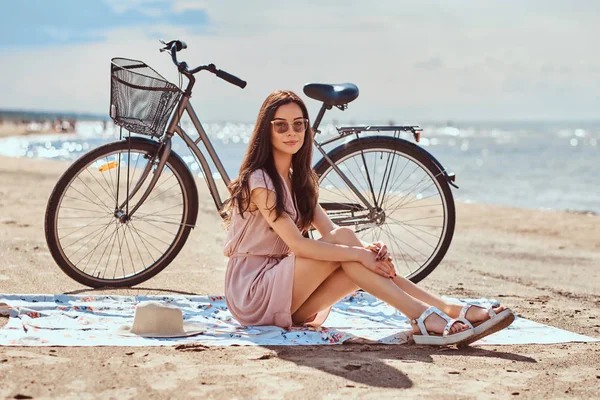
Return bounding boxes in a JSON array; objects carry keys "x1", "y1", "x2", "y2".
[{"x1": 223, "y1": 90, "x2": 514, "y2": 346}]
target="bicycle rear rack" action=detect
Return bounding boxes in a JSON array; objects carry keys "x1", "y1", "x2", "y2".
[{"x1": 317, "y1": 125, "x2": 423, "y2": 147}]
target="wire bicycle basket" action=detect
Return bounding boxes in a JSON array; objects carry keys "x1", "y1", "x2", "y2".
[{"x1": 110, "y1": 58, "x2": 182, "y2": 138}]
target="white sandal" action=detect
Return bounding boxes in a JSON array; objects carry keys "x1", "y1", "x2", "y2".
[
  {"x1": 456, "y1": 304, "x2": 515, "y2": 347},
  {"x1": 411, "y1": 306, "x2": 474, "y2": 346}
]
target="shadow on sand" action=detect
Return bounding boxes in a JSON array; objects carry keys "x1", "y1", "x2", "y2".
[{"x1": 256, "y1": 343, "x2": 537, "y2": 389}]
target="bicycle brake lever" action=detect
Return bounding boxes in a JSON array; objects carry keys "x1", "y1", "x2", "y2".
[
  {"x1": 159, "y1": 39, "x2": 179, "y2": 52},
  {"x1": 159, "y1": 39, "x2": 171, "y2": 52}
]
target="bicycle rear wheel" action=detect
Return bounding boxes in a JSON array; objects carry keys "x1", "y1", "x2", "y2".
[
  {"x1": 313, "y1": 136, "x2": 455, "y2": 283},
  {"x1": 45, "y1": 139, "x2": 198, "y2": 288}
]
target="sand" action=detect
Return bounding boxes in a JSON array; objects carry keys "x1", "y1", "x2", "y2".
[{"x1": 0, "y1": 154, "x2": 599, "y2": 399}]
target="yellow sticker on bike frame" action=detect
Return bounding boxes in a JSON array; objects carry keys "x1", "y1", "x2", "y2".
[{"x1": 98, "y1": 161, "x2": 118, "y2": 172}]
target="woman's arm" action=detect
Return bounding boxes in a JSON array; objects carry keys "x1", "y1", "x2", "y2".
[
  {"x1": 251, "y1": 188, "x2": 366, "y2": 263},
  {"x1": 310, "y1": 202, "x2": 337, "y2": 237},
  {"x1": 312, "y1": 201, "x2": 391, "y2": 261},
  {"x1": 312, "y1": 202, "x2": 370, "y2": 247}
]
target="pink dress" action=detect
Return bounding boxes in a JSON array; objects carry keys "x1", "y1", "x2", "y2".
[{"x1": 223, "y1": 169, "x2": 330, "y2": 329}]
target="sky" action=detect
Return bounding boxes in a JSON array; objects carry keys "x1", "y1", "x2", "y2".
[{"x1": 0, "y1": 0, "x2": 599, "y2": 122}]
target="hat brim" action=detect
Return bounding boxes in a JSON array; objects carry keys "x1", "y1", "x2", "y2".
[{"x1": 116, "y1": 323, "x2": 205, "y2": 338}]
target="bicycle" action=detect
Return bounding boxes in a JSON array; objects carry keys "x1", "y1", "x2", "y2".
[{"x1": 44, "y1": 40, "x2": 459, "y2": 288}]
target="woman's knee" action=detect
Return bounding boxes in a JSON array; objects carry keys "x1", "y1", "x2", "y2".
[{"x1": 323, "y1": 226, "x2": 360, "y2": 246}]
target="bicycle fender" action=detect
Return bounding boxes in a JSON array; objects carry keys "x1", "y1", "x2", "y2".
[{"x1": 124, "y1": 136, "x2": 200, "y2": 226}]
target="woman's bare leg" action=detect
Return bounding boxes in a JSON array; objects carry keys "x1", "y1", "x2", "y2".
[
  {"x1": 290, "y1": 257, "x2": 340, "y2": 316},
  {"x1": 391, "y1": 275, "x2": 507, "y2": 323},
  {"x1": 292, "y1": 227, "x2": 468, "y2": 334},
  {"x1": 292, "y1": 267, "x2": 358, "y2": 324}
]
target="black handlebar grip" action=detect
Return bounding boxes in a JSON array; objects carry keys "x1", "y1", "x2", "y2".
[{"x1": 215, "y1": 69, "x2": 247, "y2": 89}]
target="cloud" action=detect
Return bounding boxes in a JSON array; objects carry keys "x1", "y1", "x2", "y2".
[
  {"x1": 0, "y1": 0, "x2": 208, "y2": 47},
  {"x1": 0, "y1": 1, "x2": 599, "y2": 121}
]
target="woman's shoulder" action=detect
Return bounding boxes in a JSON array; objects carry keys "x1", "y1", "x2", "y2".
[{"x1": 248, "y1": 168, "x2": 276, "y2": 192}]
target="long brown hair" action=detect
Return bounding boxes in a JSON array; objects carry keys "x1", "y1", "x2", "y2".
[{"x1": 222, "y1": 90, "x2": 318, "y2": 233}]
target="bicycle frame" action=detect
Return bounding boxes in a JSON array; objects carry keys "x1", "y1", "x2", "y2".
[{"x1": 120, "y1": 88, "x2": 426, "y2": 224}]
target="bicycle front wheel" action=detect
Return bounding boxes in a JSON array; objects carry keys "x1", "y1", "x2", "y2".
[
  {"x1": 313, "y1": 136, "x2": 455, "y2": 283},
  {"x1": 45, "y1": 139, "x2": 198, "y2": 288}
]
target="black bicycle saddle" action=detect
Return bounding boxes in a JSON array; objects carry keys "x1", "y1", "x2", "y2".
[{"x1": 303, "y1": 83, "x2": 359, "y2": 106}]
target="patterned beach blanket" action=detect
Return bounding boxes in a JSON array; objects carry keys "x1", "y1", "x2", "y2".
[{"x1": 0, "y1": 292, "x2": 598, "y2": 347}]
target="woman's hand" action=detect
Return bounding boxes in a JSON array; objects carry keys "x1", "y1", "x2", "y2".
[
  {"x1": 365, "y1": 241, "x2": 391, "y2": 262},
  {"x1": 356, "y1": 248, "x2": 396, "y2": 279}
]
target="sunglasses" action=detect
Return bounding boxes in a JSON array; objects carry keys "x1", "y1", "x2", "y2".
[{"x1": 270, "y1": 118, "x2": 309, "y2": 134}]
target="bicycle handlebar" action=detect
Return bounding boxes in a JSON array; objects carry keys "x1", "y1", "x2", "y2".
[{"x1": 160, "y1": 40, "x2": 247, "y2": 89}]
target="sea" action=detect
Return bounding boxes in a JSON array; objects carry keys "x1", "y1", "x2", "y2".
[{"x1": 0, "y1": 119, "x2": 598, "y2": 214}]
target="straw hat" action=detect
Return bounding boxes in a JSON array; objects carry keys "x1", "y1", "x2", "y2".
[{"x1": 117, "y1": 301, "x2": 205, "y2": 338}]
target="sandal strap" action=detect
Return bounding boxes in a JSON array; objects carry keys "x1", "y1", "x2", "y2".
[
  {"x1": 459, "y1": 303, "x2": 498, "y2": 321},
  {"x1": 443, "y1": 318, "x2": 464, "y2": 337},
  {"x1": 411, "y1": 306, "x2": 450, "y2": 337},
  {"x1": 458, "y1": 304, "x2": 472, "y2": 320},
  {"x1": 457, "y1": 317, "x2": 474, "y2": 329}
]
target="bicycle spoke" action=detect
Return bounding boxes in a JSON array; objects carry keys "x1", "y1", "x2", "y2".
[
  {"x1": 62, "y1": 220, "x2": 113, "y2": 250},
  {"x1": 129, "y1": 223, "x2": 173, "y2": 248},
  {"x1": 382, "y1": 223, "x2": 423, "y2": 269},
  {"x1": 358, "y1": 149, "x2": 378, "y2": 207},
  {"x1": 90, "y1": 220, "x2": 119, "y2": 278},
  {"x1": 388, "y1": 201, "x2": 442, "y2": 210},
  {"x1": 135, "y1": 218, "x2": 178, "y2": 236},
  {"x1": 390, "y1": 190, "x2": 440, "y2": 211},
  {"x1": 395, "y1": 215, "x2": 443, "y2": 224},
  {"x1": 63, "y1": 195, "x2": 108, "y2": 209},
  {"x1": 126, "y1": 222, "x2": 148, "y2": 269},
  {"x1": 381, "y1": 156, "x2": 409, "y2": 208},
  {"x1": 319, "y1": 179, "x2": 365, "y2": 211},
  {"x1": 122, "y1": 224, "x2": 137, "y2": 276},
  {"x1": 144, "y1": 170, "x2": 176, "y2": 197},
  {"x1": 349, "y1": 155, "x2": 371, "y2": 196},
  {"x1": 382, "y1": 166, "x2": 427, "y2": 210},
  {"x1": 141, "y1": 185, "x2": 183, "y2": 207},
  {"x1": 105, "y1": 156, "x2": 118, "y2": 207},
  {"x1": 376, "y1": 150, "x2": 394, "y2": 206},
  {"x1": 135, "y1": 212, "x2": 182, "y2": 222},
  {"x1": 385, "y1": 220, "x2": 437, "y2": 249},
  {"x1": 114, "y1": 224, "x2": 127, "y2": 279},
  {"x1": 135, "y1": 217, "x2": 187, "y2": 227},
  {"x1": 86, "y1": 168, "x2": 116, "y2": 204},
  {"x1": 384, "y1": 173, "x2": 433, "y2": 211},
  {"x1": 129, "y1": 221, "x2": 162, "y2": 259},
  {"x1": 68, "y1": 184, "x2": 112, "y2": 213},
  {"x1": 386, "y1": 216, "x2": 442, "y2": 239},
  {"x1": 73, "y1": 221, "x2": 116, "y2": 267},
  {"x1": 58, "y1": 214, "x2": 114, "y2": 241},
  {"x1": 381, "y1": 224, "x2": 412, "y2": 274},
  {"x1": 99, "y1": 157, "x2": 117, "y2": 203},
  {"x1": 99, "y1": 221, "x2": 121, "y2": 279}
]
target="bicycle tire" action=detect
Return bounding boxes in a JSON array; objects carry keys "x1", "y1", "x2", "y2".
[
  {"x1": 313, "y1": 135, "x2": 455, "y2": 283},
  {"x1": 44, "y1": 139, "x2": 199, "y2": 288}
]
